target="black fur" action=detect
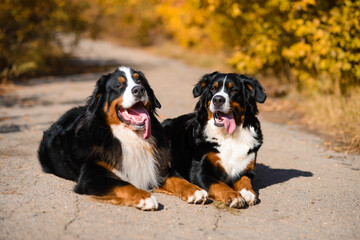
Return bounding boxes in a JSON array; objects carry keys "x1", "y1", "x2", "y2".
[
  {"x1": 162, "y1": 72, "x2": 266, "y2": 192},
  {"x1": 38, "y1": 67, "x2": 168, "y2": 197}
]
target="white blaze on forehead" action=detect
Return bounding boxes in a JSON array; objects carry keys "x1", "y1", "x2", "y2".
[
  {"x1": 220, "y1": 76, "x2": 227, "y2": 93},
  {"x1": 119, "y1": 66, "x2": 148, "y2": 108},
  {"x1": 210, "y1": 75, "x2": 230, "y2": 113},
  {"x1": 119, "y1": 66, "x2": 134, "y2": 82}
]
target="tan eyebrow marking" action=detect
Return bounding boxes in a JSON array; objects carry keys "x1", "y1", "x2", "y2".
[
  {"x1": 228, "y1": 82, "x2": 234, "y2": 89},
  {"x1": 133, "y1": 73, "x2": 139, "y2": 79},
  {"x1": 118, "y1": 77, "x2": 125, "y2": 83},
  {"x1": 214, "y1": 82, "x2": 219, "y2": 88}
]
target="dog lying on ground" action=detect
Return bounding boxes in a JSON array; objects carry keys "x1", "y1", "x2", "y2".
[
  {"x1": 38, "y1": 66, "x2": 207, "y2": 210},
  {"x1": 162, "y1": 72, "x2": 266, "y2": 208}
]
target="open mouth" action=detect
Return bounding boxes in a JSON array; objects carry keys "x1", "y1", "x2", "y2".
[
  {"x1": 213, "y1": 111, "x2": 236, "y2": 134},
  {"x1": 117, "y1": 102, "x2": 151, "y2": 139}
]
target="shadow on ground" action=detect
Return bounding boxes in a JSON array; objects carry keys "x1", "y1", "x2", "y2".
[{"x1": 254, "y1": 163, "x2": 313, "y2": 191}]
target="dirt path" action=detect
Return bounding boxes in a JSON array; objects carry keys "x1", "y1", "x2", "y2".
[{"x1": 0, "y1": 39, "x2": 359, "y2": 240}]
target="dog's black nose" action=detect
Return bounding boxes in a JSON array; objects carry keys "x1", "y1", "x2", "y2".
[
  {"x1": 213, "y1": 95, "x2": 225, "y2": 108},
  {"x1": 132, "y1": 85, "x2": 145, "y2": 98}
]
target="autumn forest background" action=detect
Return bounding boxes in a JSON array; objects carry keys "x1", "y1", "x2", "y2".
[{"x1": 1, "y1": 0, "x2": 359, "y2": 152}]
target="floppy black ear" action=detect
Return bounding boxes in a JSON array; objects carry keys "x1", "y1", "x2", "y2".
[
  {"x1": 154, "y1": 97, "x2": 161, "y2": 109},
  {"x1": 193, "y1": 71, "x2": 218, "y2": 98},
  {"x1": 244, "y1": 76, "x2": 267, "y2": 103},
  {"x1": 86, "y1": 73, "x2": 110, "y2": 114},
  {"x1": 138, "y1": 71, "x2": 161, "y2": 109}
]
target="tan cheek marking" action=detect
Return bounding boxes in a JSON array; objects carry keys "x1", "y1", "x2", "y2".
[
  {"x1": 145, "y1": 102, "x2": 150, "y2": 112},
  {"x1": 230, "y1": 101, "x2": 245, "y2": 124},
  {"x1": 207, "y1": 100, "x2": 213, "y2": 121},
  {"x1": 105, "y1": 97, "x2": 123, "y2": 125}
]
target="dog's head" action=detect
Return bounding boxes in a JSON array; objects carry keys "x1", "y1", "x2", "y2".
[
  {"x1": 193, "y1": 72, "x2": 266, "y2": 134},
  {"x1": 87, "y1": 66, "x2": 161, "y2": 139}
]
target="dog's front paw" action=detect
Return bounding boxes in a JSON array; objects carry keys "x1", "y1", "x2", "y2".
[
  {"x1": 217, "y1": 191, "x2": 246, "y2": 208},
  {"x1": 136, "y1": 195, "x2": 159, "y2": 211},
  {"x1": 187, "y1": 189, "x2": 208, "y2": 204},
  {"x1": 227, "y1": 195, "x2": 246, "y2": 208},
  {"x1": 239, "y1": 188, "x2": 257, "y2": 206}
]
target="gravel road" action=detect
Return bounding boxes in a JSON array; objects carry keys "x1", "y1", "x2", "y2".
[{"x1": 0, "y1": 39, "x2": 359, "y2": 240}]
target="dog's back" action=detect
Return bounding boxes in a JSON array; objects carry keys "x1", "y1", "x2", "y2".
[{"x1": 38, "y1": 107, "x2": 86, "y2": 181}]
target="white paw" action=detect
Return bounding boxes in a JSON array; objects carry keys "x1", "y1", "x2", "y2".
[
  {"x1": 136, "y1": 195, "x2": 158, "y2": 211},
  {"x1": 228, "y1": 196, "x2": 246, "y2": 208},
  {"x1": 239, "y1": 188, "x2": 257, "y2": 206},
  {"x1": 187, "y1": 190, "x2": 208, "y2": 204}
]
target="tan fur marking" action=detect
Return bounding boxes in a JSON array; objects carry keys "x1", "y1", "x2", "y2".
[
  {"x1": 208, "y1": 181, "x2": 240, "y2": 203},
  {"x1": 96, "y1": 161, "x2": 114, "y2": 171},
  {"x1": 145, "y1": 102, "x2": 150, "y2": 112},
  {"x1": 228, "y1": 82, "x2": 234, "y2": 89},
  {"x1": 233, "y1": 175, "x2": 256, "y2": 198},
  {"x1": 230, "y1": 101, "x2": 245, "y2": 124},
  {"x1": 105, "y1": 97, "x2": 123, "y2": 125},
  {"x1": 207, "y1": 101, "x2": 213, "y2": 120},
  {"x1": 214, "y1": 82, "x2": 219, "y2": 88},
  {"x1": 201, "y1": 81, "x2": 207, "y2": 87},
  {"x1": 206, "y1": 152, "x2": 225, "y2": 171},
  {"x1": 92, "y1": 185, "x2": 151, "y2": 207},
  {"x1": 155, "y1": 177, "x2": 202, "y2": 201},
  {"x1": 245, "y1": 159, "x2": 256, "y2": 173},
  {"x1": 133, "y1": 73, "x2": 139, "y2": 79},
  {"x1": 118, "y1": 77, "x2": 125, "y2": 83},
  {"x1": 247, "y1": 84, "x2": 253, "y2": 91}
]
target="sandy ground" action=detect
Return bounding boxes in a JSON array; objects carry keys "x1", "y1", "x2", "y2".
[{"x1": 0, "y1": 39, "x2": 359, "y2": 240}]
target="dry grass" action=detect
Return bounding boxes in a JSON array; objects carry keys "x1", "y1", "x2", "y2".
[
  {"x1": 295, "y1": 89, "x2": 360, "y2": 153},
  {"x1": 212, "y1": 201, "x2": 242, "y2": 215}
]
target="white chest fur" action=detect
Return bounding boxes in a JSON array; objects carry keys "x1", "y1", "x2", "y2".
[
  {"x1": 204, "y1": 119, "x2": 260, "y2": 180},
  {"x1": 110, "y1": 125, "x2": 160, "y2": 191}
]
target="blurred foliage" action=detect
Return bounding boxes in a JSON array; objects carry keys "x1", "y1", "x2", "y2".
[
  {"x1": 0, "y1": 0, "x2": 93, "y2": 81},
  {"x1": 2, "y1": 0, "x2": 359, "y2": 95},
  {"x1": 100, "y1": 0, "x2": 162, "y2": 46},
  {"x1": 157, "y1": 0, "x2": 360, "y2": 95}
]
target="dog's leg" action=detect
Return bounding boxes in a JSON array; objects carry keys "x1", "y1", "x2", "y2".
[
  {"x1": 74, "y1": 161, "x2": 158, "y2": 211},
  {"x1": 233, "y1": 175, "x2": 257, "y2": 206},
  {"x1": 155, "y1": 173, "x2": 208, "y2": 204},
  {"x1": 207, "y1": 180, "x2": 246, "y2": 208},
  {"x1": 191, "y1": 154, "x2": 246, "y2": 208}
]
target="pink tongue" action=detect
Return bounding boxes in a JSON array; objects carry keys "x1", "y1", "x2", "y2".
[
  {"x1": 220, "y1": 112, "x2": 236, "y2": 134},
  {"x1": 127, "y1": 104, "x2": 151, "y2": 139}
]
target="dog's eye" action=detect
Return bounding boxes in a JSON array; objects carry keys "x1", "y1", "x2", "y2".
[
  {"x1": 114, "y1": 83, "x2": 124, "y2": 89},
  {"x1": 210, "y1": 86, "x2": 216, "y2": 92}
]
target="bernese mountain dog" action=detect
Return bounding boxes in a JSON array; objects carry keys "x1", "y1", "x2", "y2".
[
  {"x1": 162, "y1": 72, "x2": 266, "y2": 208},
  {"x1": 38, "y1": 66, "x2": 208, "y2": 211}
]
